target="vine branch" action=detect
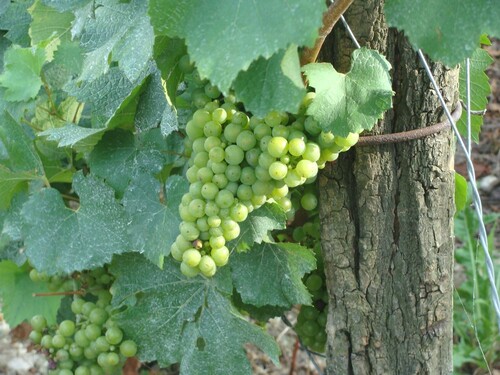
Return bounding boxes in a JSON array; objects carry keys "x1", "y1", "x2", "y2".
[{"x1": 300, "y1": 0, "x2": 354, "y2": 66}]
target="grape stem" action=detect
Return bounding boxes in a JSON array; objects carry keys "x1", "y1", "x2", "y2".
[
  {"x1": 300, "y1": 0, "x2": 354, "y2": 66},
  {"x1": 33, "y1": 290, "x2": 85, "y2": 297}
]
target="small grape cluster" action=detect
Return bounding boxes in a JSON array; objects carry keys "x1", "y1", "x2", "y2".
[
  {"x1": 29, "y1": 268, "x2": 137, "y2": 375},
  {"x1": 172, "y1": 58, "x2": 361, "y2": 278}
]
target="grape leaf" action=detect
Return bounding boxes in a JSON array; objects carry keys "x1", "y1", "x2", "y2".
[
  {"x1": 231, "y1": 242, "x2": 315, "y2": 308},
  {"x1": 41, "y1": 0, "x2": 92, "y2": 13},
  {"x1": 0, "y1": 45, "x2": 46, "y2": 101},
  {"x1": 0, "y1": 2, "x2": 32, "y2": 46},
  {"x1": 0, "y1": 192, "x2": 28, "y2": 265},
  {"x1": 149, "y1": 0, "x2": 325, "y2": 93},
  {"x1": 232, "y1": 291, "x2": 288, "y2": 322},
  {"x1": 123, "y1": 174, "x2": 188, "y2": 267},
  {"x1": 457, "y1": 48, "x2": 493, "y2": 143},
  {"x1": 40, "y1": 67, "x2": 151, "y2": 151},
  {"x1": 21, "y1": 172, "x2": 129, "y2": 275},
  {"x1": 153, "y1": 36, "x2": 186, "y2": 108},
  {"x1": 455, "y1": 172, "x2": 468, "y2": 213},
  {"x1": 28, "y1": 1, "x2": 74, "y2": 44},
  {"x1": 385, "y1": 0, "x2": 500, "y2": 67},
  {"x1": 110, "y1": 254, "x2": 280, "y2": 373},
  {"x1": 233, "y1": 46, "x2": 305, "y2": 117},
  {"x1": 76, "y1": 0, "x2": 154, "y2": 83},
  {"x1": 88, "y1": 128, "x2": 183, "y2": 196},
  {"x1": 0, "y1": 113, "x2": 45, "y2": 209},
  {"x1": 0, "y1": 261, "x2": 63, "y2": 327},
  {"x1": 229, "y1": 203, "x2": 286, "y2": 250},
  {"x1": 303, "y1": 48, "x2": 393, "y2": 137},
  {"x1": 135, "y1": 68, "x2": 178, "y2": 134}
]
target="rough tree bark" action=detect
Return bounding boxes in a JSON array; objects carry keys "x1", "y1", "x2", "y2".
[{"x1": 318, "y1": 1, "x2": 458, "y2": 374}]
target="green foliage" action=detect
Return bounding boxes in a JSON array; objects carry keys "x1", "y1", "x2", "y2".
[
  {"x1": 110, "y1": 254, "x2": 280, "y2": 372},
  {"x1": 454, "y1": 173, "x2": 468, "y2": 212},
  {"x1": 457, "y1": 48, "x2": 493, "y2": 142},
  {"x1": 385, "y1": 0, "x2": 499, "y2": 66},
  {"x1": 231, "y1": 242, "x2": 315, "y2": 307},
  {"x1": 453, "y1": 206, "x2": 500, "y2": 372},
  {"x1": 149, "y1": 0, "x2": 325, "y2": 93},
  {"x1": 0, "y1": 261, "x2": 62, "y2": 326},
  {"x1": 302, "y1": 48, "x2": 393, "y2": 137}
]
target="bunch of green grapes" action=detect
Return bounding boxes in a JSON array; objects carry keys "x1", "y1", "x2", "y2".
[
  {"x1": 29, "y1": 268, "x2": 137, "y2": 375},
  {"x1": 291, "y1": 215, "x2": 328, "y2": 353},
  {"x1": 172, "y1": 57, "x2": 361, "y2": 278}
]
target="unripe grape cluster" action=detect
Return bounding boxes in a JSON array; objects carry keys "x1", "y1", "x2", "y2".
[
  {"x1": 292, "y1": 217, "x2": 328, "y2": 353},
  {"x1": 29, "y1": 268, "x2": 137, "y2": 375},
  {"x1": 173, "y1": 57, "x2": 361, "y2": 278}
]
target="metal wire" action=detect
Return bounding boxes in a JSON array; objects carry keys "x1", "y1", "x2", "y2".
[{"x1": 417, "y1": 49, "x2": 500, "y2": 329}]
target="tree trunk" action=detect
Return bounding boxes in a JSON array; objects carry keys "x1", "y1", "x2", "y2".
[{"x1": 318, "y1": 1, "x2": 459, "y2": 374}]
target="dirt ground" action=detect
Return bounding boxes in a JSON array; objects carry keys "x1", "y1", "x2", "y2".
[{"x1": 0, "y1": 40, "x2": 498, "y2": 375}]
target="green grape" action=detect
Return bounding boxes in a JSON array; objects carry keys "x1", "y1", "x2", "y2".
[
  {"x1": 29, "y1": 330, "x2": 42, "y2": 344},
  {"x1": 105, "y1": 352, "x2": 120, "y2": 366},
  {"x1": 56, "y1": 349, "x2": 70, "y2": 361},
  {"x1": 304, "y1": 116, "x2": 321, "y2": 136},
  {"x1": 204, "y1": 84, "x2": 221, "y2": 99},
  {"x1": 85, "y1": 324, "x2": 101, "y2": 341},
  {"x1": 204, "y1": 120, "x2": 222, "y2": 137},
  {"x1": 89, "y1": 364, "x2": 104, "y2": 375},
  {"x1": 74, "y1": 330, "x2": 90, "y2": 348},
  {"x1": 236, "y1": 130, "x2": 257, "y2": 151},
  {"x1": 230, "y1": 203, "x2": 248, "y2": 222},
  {"x1": 237, "y1": 184, "x2": 253, "y2": 201},
  {"x1": 207, "y1": 216, "x2": 222, "y2": 228},
  {"x1": 288, "y1": 138, "x2": 306, "y2": 157},
  {"x1": 334, "y1": 132, "x2": 359, "y2": 148},
  {"x1": 81, "y1": 302, "x2": 96, "y2": 317},
  {"x1": 96, "y1": 353, "x2": 108, "y2": 368},
  {"x1": 215, "y1": 189, "x2": 235, "y2": 208},
  {"x1": 192, "y1": 137, "x2": 207, "y2": 153},
  {"x1": 268, "y1": 161, "x2": 288, "y2": 180},
  {"x1": 193, "y1": 151, "x2": 209, "y2": 168},
  {"x1": 212, "y1": 173, "x2": 229, "y2": 189},
  {"x1": 254, "y1": 166, "x2": 272, "y2": 182},
  {"x1": 245, "y1": 148, "x2": 261, "y2": 167},
  {"x1": 225, "y1": 165, "x2": 241, "y2": 182},
  {"x1": 211, "y1": 160, "x2": 227, "y2": 174},
  {"x1": 119, "y1": 340, "x2": 138, "y2": 357},
  {"x1": 254, "y1": 123, "x2": 272, "y2": 140},
  {"x1": 186, "y1": 120, "x2": 204, "y2": 139},
  {"x1": 211, "y1": 246, "x2": 229, "y2": 266},
  {"x1": 301, "y1": 192, "x2": 318, "y2": 211},
  {"x1": 267, "y1": 137, "x2": 288, "y2": 158},
  {"x1": 199, "y1": 255, "x2": 216, "y2": 277},
  {"x1": 295, "y1": 160, "x2": 318, "y2": 179},
  {"x1": 209, "y1": 235, "x2": 225, "y2": 249},
  {"x1": 223, "y1": 123, "x2": 242, "y2": 143},
  {"x1": 211, "y1": 107, "x2": 227, "y2": 123},
  {"x1": 188, "y1": 199, "x2": 206, "y2": 218},
  {"x1": 257, "y1": 152, "x2": 275, "y2": 170},
  {"x1": 29, "y1": 268, "x2": 40, "y2": 282},
  {"x1": 277, "y1": 197, "x2": 292, "y2": 212},
  {"x1": 69, "y1": 343, "x2": 84, "y2": 359},
  {"x1": 180, "y1": 222, "x2": 200, "y2": 241},
  {"x1": 180, "y1": 262, "x2": 200, "y2": 278},
  {"x1": 41, "y1": 335, "x2": 52, "y2": 349},
  {"x1": 303, "y1": 142, "x2": 321, "y2": 162},
  {"x1": 75, "y1": 366, "x2": 91, "y2": 375},
  {"x1": 58, "y1": 368, "x2": 73, "y2": 375},
  {"x1": 30, "y1": 315, "x2": 47, "y2": 331},
  {"x1": 178, "y1": 55, "x2": 194, "y2": 74},
  {"x1": 89, "y1": 308, "x2": 108, "y2": 326},
  {"x1": 232, "y1": 111, "x2": 249, "y2": 126},
  {"x1": 264, "y1": 111, "x2": 283, "y2": 127},
  {"x1": 196, "y1": 217, "x2": 210, "y2": 232},
  {"x1": 204, "y1": 100, "x2": 220, "y2": 112},
  {"x1": 59, "y1": 320, "x2": 76, "y2": 337},
  {"x1": 208, "y1": 146, "x2": 225, "y2": 163},
  {"x1": 183, "y1": 249, "x2": 202, "y2": 267},
  {"x1": 171, "y1": 243, "x2": 185, "y2": 261},
  {"x1": 224, "y1": 145, "x2": 244, "y2": 165},
  {"x1": 105, "y1": 327, "x2": 123, "y2": 345},
  {"x1": 52, "y1": 334, "x2": 66, "y2": 349}
]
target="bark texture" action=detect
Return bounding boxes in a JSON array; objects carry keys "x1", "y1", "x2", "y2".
[{"x1": 318, "y1": 1, "x2": 458, "y2": 374}]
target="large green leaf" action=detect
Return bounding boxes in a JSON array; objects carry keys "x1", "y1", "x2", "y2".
[
  {"x1": 75, "y1": 0, "x2": 154, "y2": 83},
  {"x1": 385, "y1": 0, "x2": 499, "y2": 66},
  {"x1": 0, "y1": 2, "x2": 32, "y2": 46},
  {"x1": 123, "y1": 175, "x2": 188, "y2": 267},
  {"x1": 110, "y1": 254, "x2": 280, "y2": 374},
  {"x1": 88, "y1": 128, "x2": 183, "y2": 195},
  {"x1": 40, "y1": 67, "x2": 151, "y2": 151},
  {"x1": 457, "y1": 48, "x2": 493, "y2": 142},
  {"x1": 0, "y1": 261, "x2": 63, "y2": 327},
  {"x1": 233, "y1": 46, "x2": 305, "y2": 117},
  {"x1": 28, "y1": 0, "x2": 74, "y2": 44},
  {"x1": 303, "y1": 48, "x2": 393, "y2": 137},
  {"x1": 0, "y1": 45, "x2": 46, "y2": 101},
  {"x1": 228, "y1": 203, "x2": 286, "y2": 250},
  {"x1": 22, "y1": 172, "x2": 129, "y2": 275},
  {"x1": 149, "y1": 0, "x2": 325, "y2": 93},
  {"x1": 231, "y1": 242, "x2": 315, "y2": 308},
  {"x1": 0, "y1": 192, "x2": 28, "y2": 265},
  {"x1": 0, "y1": 113, "x2": 45, "y2": 209}
]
